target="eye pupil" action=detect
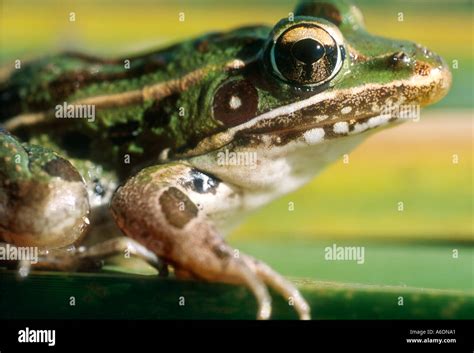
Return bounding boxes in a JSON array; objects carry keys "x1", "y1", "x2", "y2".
[
  {"x1": 269, "y1": 23, "x2": 344, "y2": 87},
  {"x1": 291, "y1": 38, "x2": 325, "y2": 64}
]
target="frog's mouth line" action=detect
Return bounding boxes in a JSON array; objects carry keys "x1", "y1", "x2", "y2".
[
  {"x1": 236, "y1": 66, "x2": 450, "y2": 138},
  {"x1": 178, "y1": 66, "x2": 449, "y2": 158},
  {"x1": 250, "y1": 111, "x2": 398, "y2": 140}
]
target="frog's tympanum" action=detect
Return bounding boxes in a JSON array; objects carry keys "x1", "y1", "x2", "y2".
[{"x1": 0, "y1": 0, "x2": 451, "y2": 319}]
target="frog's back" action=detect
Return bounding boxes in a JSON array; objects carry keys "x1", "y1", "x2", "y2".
[{"x1": 0, "y1": 25, "x2": 269, "y2": 176}]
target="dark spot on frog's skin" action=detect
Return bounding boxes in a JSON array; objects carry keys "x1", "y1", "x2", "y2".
[
  {"x1": 186, "y1": 169, "x2": 220, "y2": 194},
  {"x1": 213, "y1": 79, "x2": 258, "y2": 127},
  {"x1": 47, "y1": 54, "x2": 168, "y2": 104},
  {"x1": 159, "y1": 187, "x2": 198, "y2": 229},
  {"x1": 9, "y1": 126, "x2": 30, "y2": 142},
  {"x1": 143, "y1": 94, "x2": 179, "y2": 128},
  {"x1": 414, "y1": 61, "x2": 431, "y2": 77},
  {"x1": 294, "y1": 2, "x2": 342, "y2": 26},
  {"x1": 195, "y1": 39, "x2": 210, "y2": 53},
  {"x1": 233, "y1": 132, "x2": 265, "y2": 150},
  {"x1": 42, "y1": 158, "x2": 83, "y2": 182},
  {"x1": 236, "y1": 38, "x2": 266, "y2": 62},
  {"x1": 48, "y1": 73, "x2": 89, "y2": 104},
  {"x1": 108, "y1": 121, "x2": 140, "y2": 145},
  {"x1": 193, "y1": 31, "x2": 224, "y2": 49},
  {"x1": 212, "y1": 243, "x2": 231, "y2": 260},
  {"x1": 61, "y1": 131, "x2": 92, "y2": 159},
  {"x1": 0, "y1": 84, "x2": 22, "y2": 121}
]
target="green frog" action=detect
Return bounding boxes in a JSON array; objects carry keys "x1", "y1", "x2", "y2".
[{"x1": 0, "y1": 0, "x2": 451, "y2": 319}]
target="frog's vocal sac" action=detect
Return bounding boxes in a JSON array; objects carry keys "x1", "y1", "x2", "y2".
[{"x1": 0, "y1": 0, "x2": 451, "y2": 319}]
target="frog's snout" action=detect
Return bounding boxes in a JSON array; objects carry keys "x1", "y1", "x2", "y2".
[
  {"x1": 412, "y1": 44, "x2": 448, "y2": 72},
  {"x1": 401, "y1": 43, "x2": 452, "y2": 105},
  {"x1": 414, "y1": 44, "x2": 452, "y2": 104}
]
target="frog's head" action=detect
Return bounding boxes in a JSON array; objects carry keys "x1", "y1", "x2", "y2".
[
  {"x1": 177, "y1": 0, "x2": 451, "y2": 169},
  {"x1": 181, "y1": 0, "x2": 452, "y2": 158},
  {"x1": 236, "y1": 0, "x2": 452, "y2": 138}
]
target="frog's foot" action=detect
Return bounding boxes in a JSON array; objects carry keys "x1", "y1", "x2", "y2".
[
  {"x1": 172, "y1": 240, "x2": 273, "y2": 320},
  {"x1": 111, "y1": 163, "x2": 310, "y2": 320},
  {"x1": 240, "y1": 254, "x2": 310, "y2": 320},
  {"x1": 1, "y1": 238, "x2": 168, "y2": 275},
  {"x1": 172, "y1": 244, "x2": 311, "y2": 320},
  {"x1": 0, "y1": 129, "x2": 89, "y2": 249},
  {"x1": 73, "y1": 237, "x2": 169, "y2": 275}
]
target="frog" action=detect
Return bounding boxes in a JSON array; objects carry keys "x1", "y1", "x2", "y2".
[{"x1": 0, "y1": 0, "x2": 451, "y2": 320}]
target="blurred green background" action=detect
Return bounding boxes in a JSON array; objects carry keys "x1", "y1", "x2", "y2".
[{"x1": 0, "y1": 0, "x2": 472, "y2": 297}]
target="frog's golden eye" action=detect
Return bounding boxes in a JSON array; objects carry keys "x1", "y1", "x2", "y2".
[{"x1": 269, "y1": 23, "x2": 345, "y2": 87}]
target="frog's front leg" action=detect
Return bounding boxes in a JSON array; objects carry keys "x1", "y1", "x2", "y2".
[{"x1": 111, "y1": 163, "x2": 310, "y2": 320}]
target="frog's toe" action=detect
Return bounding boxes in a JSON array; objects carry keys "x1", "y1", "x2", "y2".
[
  {"x1": 75, "y1": 237, "x2": 168, "y2": 275},
  {"x1": 242, "y1": 255, "x2": 311, "y2": 320},
  {"x1": 172, "y1": 242, "x2": 273, "y2": 320},
  {"x1": 173, "y1": 240, "x2": 310, "y2": 320}
]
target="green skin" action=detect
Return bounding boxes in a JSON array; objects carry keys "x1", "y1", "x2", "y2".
[{"x1": 0, "y1": 0, "x2": 451, "y2": 319}]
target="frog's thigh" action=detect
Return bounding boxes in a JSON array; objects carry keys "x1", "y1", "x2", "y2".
[
  {"x1": 0, "y1": 129, "x2": 89, "y2": 249},
  {"x1": 111, "y1": 163, "x2": 310, "y2": 320}
]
